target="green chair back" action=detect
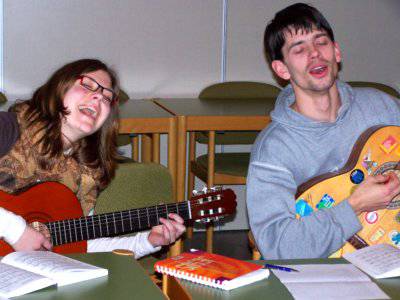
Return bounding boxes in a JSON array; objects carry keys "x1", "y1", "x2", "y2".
[
  {"x1": 118, "y1": 89, "x2": 130, "y2": 104},
  {"x1": 199, "y1": 81, "x2": 281, "y2": 99},
  {"x1": 0, "y1": 92, "x2": 8, "y2": 103},
  {"x1": 117, "y1": 89, "x2": 133, "y2": 147},
  {"x1": 95, "y1": 162, "x2": 173, "y2": 213},
  {"x1": 95, "y1": 161, "x2": 174, "y2": 274},
  {"x1": 347, "y1": 81, "x2": 400, "y2": 98},
  {"x1": 197, "y1": 81, "x2": 280, "y2": 145}
]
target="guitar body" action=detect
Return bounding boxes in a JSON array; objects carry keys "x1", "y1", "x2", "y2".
[
  {"x1": 0, "y1": 182, "x2": 87, "y2": 255},
  {"x1": 296, "y1": 126, "x2": 400, "y2": 257}
]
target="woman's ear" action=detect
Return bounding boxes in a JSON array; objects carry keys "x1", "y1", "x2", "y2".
[{"x1": 271, "y1": 60, "x2": 291, "y2": 81}]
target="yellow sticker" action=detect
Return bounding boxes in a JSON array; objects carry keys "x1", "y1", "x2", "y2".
[{"x1": 369, "y1": 227, "x2": 385, "y2": 243}]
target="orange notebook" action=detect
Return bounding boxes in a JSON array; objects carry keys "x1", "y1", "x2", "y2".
[{"x1": 154, "y1": 249, "x2": 270, "y2": 290}]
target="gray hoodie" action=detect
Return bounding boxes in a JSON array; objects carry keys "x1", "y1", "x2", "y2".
[{"x1": 246, "y1": 80, "x2": 400, "y2": 259}]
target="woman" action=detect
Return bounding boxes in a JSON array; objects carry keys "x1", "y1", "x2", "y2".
[{"x1": 0, "y1": 59, "x2": 185, "y2": 258}]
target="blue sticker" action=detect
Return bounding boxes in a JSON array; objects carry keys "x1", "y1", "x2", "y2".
[
  {"x1": 296, "y1": 199, "x2": 314, "y2": 217},
  {"x1": 350, "y1": 169, "x2": 364, "y2": 184},
  {"x1": 391, "y1": 232, "x2": 400, "y2": 246},
  {"x1": 316, "y1": 194, "x2": 335, "y2": 210}
]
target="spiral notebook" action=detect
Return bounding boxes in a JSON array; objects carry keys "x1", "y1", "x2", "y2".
[{"x1": 154, "y1": 249, "x2": 269, "y2": 290}]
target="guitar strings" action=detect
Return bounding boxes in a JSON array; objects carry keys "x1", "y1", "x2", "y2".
[{"x1": 48, "y1": 199, "x2": 225, "y2": 242}]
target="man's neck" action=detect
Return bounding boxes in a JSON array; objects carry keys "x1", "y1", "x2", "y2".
[{"x1": 291, "y1": 84, "x2": 341, "y2": 122}]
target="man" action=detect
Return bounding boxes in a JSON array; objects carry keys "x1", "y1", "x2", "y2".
[{"x1": 246, "y1": 3, "x2": 400, "y2": 259}]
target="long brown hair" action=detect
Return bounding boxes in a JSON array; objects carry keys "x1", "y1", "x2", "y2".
[{"x1": 12, "y1": 59, "x2": 120, "y2": 189}]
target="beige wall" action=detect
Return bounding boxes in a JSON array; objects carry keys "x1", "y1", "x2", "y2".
[
  {"x1": 4, "y1": 0, "x2": 400, "y2": 100},
  {"x1": 226, "y1": 0, "x2": 400, "y2": 90}
]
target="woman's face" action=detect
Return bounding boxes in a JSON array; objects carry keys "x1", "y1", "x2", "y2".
[{"x1": 61, "y1": 69, "x2": 113, "y2": 144}]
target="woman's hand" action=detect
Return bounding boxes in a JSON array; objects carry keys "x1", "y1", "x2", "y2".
[
  {"x1": 13, "y1": 225, "x2": 52, "y2": 251},
  {"x1": 148, "y1": 213, "x2": 186, "y2": 247}
]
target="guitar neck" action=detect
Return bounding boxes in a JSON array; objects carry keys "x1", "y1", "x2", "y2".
[{"x1": 47, "y1": 201, "x2": 191, "y2": 246}]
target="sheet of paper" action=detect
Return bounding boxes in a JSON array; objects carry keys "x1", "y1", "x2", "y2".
[
  {"x1": 284, "y1": 282, "x2": 389, "y2": 300},
  {"x1": 271, "y1": 264, "x2": 389, "y2": 300},
  {"x1": 271, "y1": 264, "x2": 370, "y2": 283}
]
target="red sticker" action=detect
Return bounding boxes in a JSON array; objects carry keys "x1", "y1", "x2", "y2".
[
  {"x1": 380, "y1": 135, "x2": 397, "y2": 154},
  {"x1": 365, "y1": 211, "x2": 378, "y2": 224}
]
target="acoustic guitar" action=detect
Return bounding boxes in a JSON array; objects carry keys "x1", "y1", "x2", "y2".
[
  {"x1": 0, "y1": 182, "x2": 237, "y2": 255},
  {"x1": 296, "y1": 125, "x2": 400, "y2": 257}
]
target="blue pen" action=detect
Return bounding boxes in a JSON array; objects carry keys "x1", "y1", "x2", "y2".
[{"x1": 264, "y1": 263, "x2": 299, "y2": 272}]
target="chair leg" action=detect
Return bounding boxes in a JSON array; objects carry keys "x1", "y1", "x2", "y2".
[
  {"x1": 206, "y1": 131, "x2": 216, "y2": 253},
  {"x1": 131, "y1": 135, "x2": 139, "y2": 161},
  {"x1": 186, "y1": 132, "x2": 196, "y2": 240},
  {"x1": 248, "y1": 231, "x2": 261, "y2": 260}
]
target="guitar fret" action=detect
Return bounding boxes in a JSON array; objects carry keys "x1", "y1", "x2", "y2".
[
  {"x1": 51, "y1": 222, "x2": 57, "y2": 246},
  {"x1": 105, "y1": 214, "x2": 110, "y2": 236},
  {"x1": 79, "y1": 218, "x2": 83, "y2": 241},
  {"x1": 85, "y1": 218, "x2": 90, "y2": 240},
  {"x1": 155, "y1": 205, "x2": 159, "y2": 223},
  {"x1": 121, "y1": 211, "x2": 125, "y2": 232},
  {"x1": 62, "y1": 220, "x2": 67, "y2": 244},
  {"x1": 92, "y1": 216, "x2": 96, "y2": 239},
  {"x1": 99, "y1": 215, "x2": 103, "y2": 237},
  {"x1": 113, "y1": 213, "x2": 117, "y2": 234},
  {"x1": 146, "y1": 207, "x2": 150, "y2": 227},
  {"x1": 73, "y1": 219, "x2": 78, "y2": 242},
  {"x1": 68, "y1": 220, "x2": 72, "y2": 243},
  {"x1": 137, "y1": 209, "x2": 141, "y2": 229},
  {"x1": 128, "y1": 210, "x2": 133, "y2": 230},
  {"x1": 57, "y1": 221, "x2": 62, "y2": 245}
]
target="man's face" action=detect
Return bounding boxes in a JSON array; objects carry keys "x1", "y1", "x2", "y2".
[{"x1": 272, "y1": 27, "x2": 341, "y2": 94}]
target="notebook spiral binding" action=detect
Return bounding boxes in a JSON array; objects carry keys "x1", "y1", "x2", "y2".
[{"x1": 156, "y1": 265, "x2": 224, "y2": 288}]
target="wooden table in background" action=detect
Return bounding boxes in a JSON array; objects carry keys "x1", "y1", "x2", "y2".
[
  {"x1": 119, "y1": 100, "x2": 181, "y2": 255},
  {"x1": 154, "y1": 98, "x2": 275, "y2": 252}
]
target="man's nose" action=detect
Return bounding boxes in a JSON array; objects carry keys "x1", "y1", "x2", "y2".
[{"x1": 309, "y1": 45, "x2": 321, "y2": 59}]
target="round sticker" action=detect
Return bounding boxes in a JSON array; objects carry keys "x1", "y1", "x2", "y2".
[{"x1": 365, "y1": 211, "x2": 378, "y2": 224}]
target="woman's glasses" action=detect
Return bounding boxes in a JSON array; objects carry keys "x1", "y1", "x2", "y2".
[{"x1": 78, "y1": 75, "x2": 117, "y2": 105}]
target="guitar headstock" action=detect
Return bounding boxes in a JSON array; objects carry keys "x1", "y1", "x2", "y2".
[{"x1": 188, "y1": 187, "x2": 237, "y2": 223}]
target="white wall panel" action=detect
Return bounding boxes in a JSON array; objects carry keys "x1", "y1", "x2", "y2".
[{"x1": 4, "y1": 0, "x2": 221, "y2": 100}]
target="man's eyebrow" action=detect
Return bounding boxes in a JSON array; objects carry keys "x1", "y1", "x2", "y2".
[
  {"x1": 287, "y1": 32, "x2": 329, "y2": 51},
  {"x1": 287, "y1": 40, "x2": 304, "y2": 51},
  {"x1": 314, "y1": 32, "x2": 328, "y2": 39}
]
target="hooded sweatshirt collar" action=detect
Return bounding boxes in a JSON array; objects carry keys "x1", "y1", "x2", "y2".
[{"x1": 271, "y1": 80, "x2": 353, "y2": 132}]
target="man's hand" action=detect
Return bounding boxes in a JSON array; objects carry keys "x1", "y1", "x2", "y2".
[
  {"x1": 12, "y1": 225, "x2": 52, "y2": 251},
  {"x1": 148, "y1": 213, "x2": 186, "y2": 247},
  {"x1": 348, "y1": 172, "x2": 400, "y2": 215}
]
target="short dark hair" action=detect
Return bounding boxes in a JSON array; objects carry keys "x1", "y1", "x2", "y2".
[{"x1": 264, "y1": 3, "x2": 335, "y2": 62}]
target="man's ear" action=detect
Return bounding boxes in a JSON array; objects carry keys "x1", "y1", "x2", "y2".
[{"x1": 271, "y1": 60, "x2": 290, "y2": 81}]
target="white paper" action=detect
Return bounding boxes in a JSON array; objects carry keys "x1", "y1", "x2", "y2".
[
  {"x1": 271, "y1": 264, "x2": 389, "y2": 300},
  {"x1": 1, "y1": 251, "x2": 108, "y2": 287},
  {"x1": 344, "y1": 244, "x2": 400, "y2": 279},
  {"x1": 284, "y1": 282, "x2": 389, "y2": 300}
]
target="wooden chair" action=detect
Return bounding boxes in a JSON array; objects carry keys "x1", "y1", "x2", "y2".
[
  {"x1": 95, "y1": 161, "x2": 176, "y2": 275},
  {"x1": 187, "y1": 81, "x2": 280, "y2": 252},
  {"x1": 248, "y1": 230, "x2": 261, "y2": 260},
  {"x1": 116, "y1": 90, "x2": 139, "y2": 159},
  {"x1": 347, "y1": 81, "x2": 400, "y2": 98}
]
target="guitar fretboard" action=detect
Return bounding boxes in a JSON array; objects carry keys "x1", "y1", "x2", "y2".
[{"x1": 47, "y1": 202, "x2": 190, "y2": 246}]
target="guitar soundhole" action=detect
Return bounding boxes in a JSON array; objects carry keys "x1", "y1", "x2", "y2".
[{"x1": 373, "y1": 161, "x2": 400, "y2": 209}]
